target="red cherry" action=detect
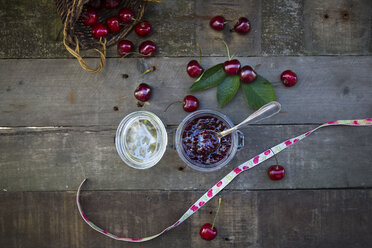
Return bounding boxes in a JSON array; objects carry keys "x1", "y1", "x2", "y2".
[
  {"x1": 183, "y1": 95, "x2": 199, "y2": 112},
  {"x1": 268, "y1": 165, "x2": 285, "y2": 180},
  {"x1": 119, "y1": 8, "x2": 134, "y2": 23},
  {"x1": 135, "y1": 21, "x2": 152, "y2": 37},
  {"x1": 92, "y1": 23, "x2": 109, "y2": 38},
  {"x1": 134, "y1": 83, "x2": 152, "y2": 102},
  {"x1": 223, "y1": 59, "x2": 241, "y2": 75},
  {"x1": 88, "y1": 0, "x2": 102, "y2": 9},
  {"x1": 240, "y1": 65, "x2": 257, "y2": 83},
  {"x1": 200, "y1": 223, "x2": 217, "y2": 241},
  {"x1": 139, "y1": 40, "x2": 156, "y2": 56},
  {"x1": 233, "y1": 17, "x2": 251, "y2": 34},
  {"x1": 280, "y1": 70, "x2": 297, "y2": 87},
  {"x1": 117, "y1": 40, "x2": 134, "y2": 56},
  {"x1": 210, "y1": 16, "x2": 225, "y2": 31},
  {"x1": 106, "y1": 16, "x2": 121, "y2": 33},
  {"x1": 187, "y1": 60, "x2": 203, "y2": 78},
  {"x1": 104, "y1": 0, "x2": 120, "y2": 9},
  {"x1": 82, "y1": 9, "x2": 98, "y2": 26}
]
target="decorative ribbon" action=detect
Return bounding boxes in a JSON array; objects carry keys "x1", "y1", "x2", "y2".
[{"x1": 77, "y1": 118, "x2": 372, "y2": 242}]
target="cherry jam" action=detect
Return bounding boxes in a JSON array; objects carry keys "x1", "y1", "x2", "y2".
[{"x1": 182, "y1": 116, "x2": 232, "y2": 165}]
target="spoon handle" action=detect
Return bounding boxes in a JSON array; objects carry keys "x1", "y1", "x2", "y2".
[{"x1": 219, "y1": 101, "x2": 281, "y2": 137}]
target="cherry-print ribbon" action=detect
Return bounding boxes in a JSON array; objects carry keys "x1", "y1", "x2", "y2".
[{"x1": 77, "y1": 118, "x2": 372, "y2": 242}]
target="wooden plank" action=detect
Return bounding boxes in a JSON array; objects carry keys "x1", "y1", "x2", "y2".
[
  {"x1": 256, "y1": 189, "x2": 372, "y2": 247},
  {"x1": 1, "y1": 57, "x2": 371, "y2": 126},
  {"x1": 137, "y1": 0, "x2": 196, "y2": 57},
  {"x1": 1, "y1": 125, "x2": 371, "y2": 191},
  {"x1": 0, "y1": 0, "x2": 66, "y2": 58},
  {"x1": 1, "y1": 0, "x2": 371, "y2": 58},
  {"x1": 0, "y1": 190, "x2": 371, "y2": 247},
  {"x1": 303, "y1": 0, "x2": 372, "y2": 55},
  {"x1": 262, "y1": 0, "x2": 304, "y2": 55}
]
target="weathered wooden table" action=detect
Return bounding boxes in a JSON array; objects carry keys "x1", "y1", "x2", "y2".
[{"x1": 1, "y1": 0, "x2": 372, "y2": 247}]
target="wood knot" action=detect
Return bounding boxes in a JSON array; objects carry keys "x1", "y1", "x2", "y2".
[
  {"x1": 343, "y1": 86, "x2": 350, "y2": 95},
  {"x1": 341, "y1": 11, "x2": 350, "y2": 20},
  {"x1": 122, "y1": 74, "x2": 129, "y2": 78},
  {"x1": 324, "y1": 13, "x2": 329, "y2": 19},
  {"x1": 113, "y1": 106, "x2": 119, "y2": 111}
]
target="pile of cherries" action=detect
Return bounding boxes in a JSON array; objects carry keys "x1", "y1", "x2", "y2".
[
  {"x1": 187, "y1": 14, "x2": 298, "y2": 87},
  {"x1": 81, "y1": 0, "x2": 156, "y2": 57}
]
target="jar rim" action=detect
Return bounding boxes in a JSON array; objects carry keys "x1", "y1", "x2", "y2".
[
  {"x1": 115, "y1": 111, "x2": 167, "y2": 169},
  {"x1": 175, "y1": 109, "x2": 239, "y2": 172}
]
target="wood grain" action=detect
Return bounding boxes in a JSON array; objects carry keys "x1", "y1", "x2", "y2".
[
  {"x1": 1, "y1": 0, "x2": 371, "y2": 247},
  {"x1": 262, "y1": 0, "x2": 304, "y2": 55},
  {"x1": 1, "y1": 124, "x2": 371, "y2": 191},
  {"x1": 1, "y1": 57, "x2": 371, "y2": 127},
  {"x1": 304, "y1": 0, "x2": 372, "y2": 55},
  {"x1": 0, "y1": 0, "x2": 66, "y2": 58},
  {"x1": 0, "y1": 0, "x2": 371, "y2": 58},
  {"x1": 0, "y1": 190, "x2": 371, "y2": 248}
]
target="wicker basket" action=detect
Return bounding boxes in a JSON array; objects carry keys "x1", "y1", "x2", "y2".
[{"x1": 55, "y1": 0, "x2": 147, "y2": 73}]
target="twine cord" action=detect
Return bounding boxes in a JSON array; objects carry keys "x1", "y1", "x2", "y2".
[
  {"x1": 60, "y1": 0, "x2": 157, "y2": 73},
  {"x1": 62, "y1": 2, "x2": 106, "y2": 73}
]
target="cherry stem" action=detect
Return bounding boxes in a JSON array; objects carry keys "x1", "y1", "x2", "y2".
[
  {"x1": 221, "y1": 7, "x2": 227, "y2": 17},
  {"x1": 136, "y1": 66, "x2": 156, "y2": 85},
  {"x1": 269, "y1": 148, "x2": 279, "y2": 165},
  {"x1": 215, "y1": 37, "x2": 231, "y2": 60},
  {"x1": 163, "y1": 100, "x2": 183, "y2": 112},
  {"x1": 196, "y1": 42, "x2": 202, "y2": 64},
  {"x1": 230, "y1": 52, "x2": 237, "y2": 60},
  {"x1": 253, "y1": 64, "x2": 261, "y2": 71},
  {"x1": 211, "y1": 197, "x2": 222, "y2": 230}
]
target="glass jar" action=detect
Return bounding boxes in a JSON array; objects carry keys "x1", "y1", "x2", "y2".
[
  {"x1": 175, "y1": 109, "x2": 244, "y2": 172},
  {"x1": 115, "y1": 111, "x2": 167, "y2": 169}
]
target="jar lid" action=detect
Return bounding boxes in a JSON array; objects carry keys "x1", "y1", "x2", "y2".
[{"x1": 115, "y1": 111, "x2": 167, "y2": 169}]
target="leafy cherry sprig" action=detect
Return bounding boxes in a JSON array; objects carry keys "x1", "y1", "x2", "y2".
[{"x1": 189, "y1": 40, "x2": 275, "y2": 109}]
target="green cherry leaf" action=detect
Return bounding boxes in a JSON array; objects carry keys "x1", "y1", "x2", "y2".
[
  {"x1": 189, "y1": 63, "x2": 227, "y2": 92},
  {"x1": 217, "y1": 75, "x2": 240, "y2": 108},
  {"x1": 241, "y1": 74, "x2": 275, "y2": 109}
]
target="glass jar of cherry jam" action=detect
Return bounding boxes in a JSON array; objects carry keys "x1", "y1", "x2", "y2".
[{"x1": 175, "y1": 110, "x2": 244, "y2": 172}]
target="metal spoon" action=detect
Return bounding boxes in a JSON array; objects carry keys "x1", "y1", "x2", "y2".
[
  {"x1": 195, "y1": 101, "x2": 281, "y2": 154},
  {"x1": 218, "y1": 101, "x2": 281, "y2": 137}
]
